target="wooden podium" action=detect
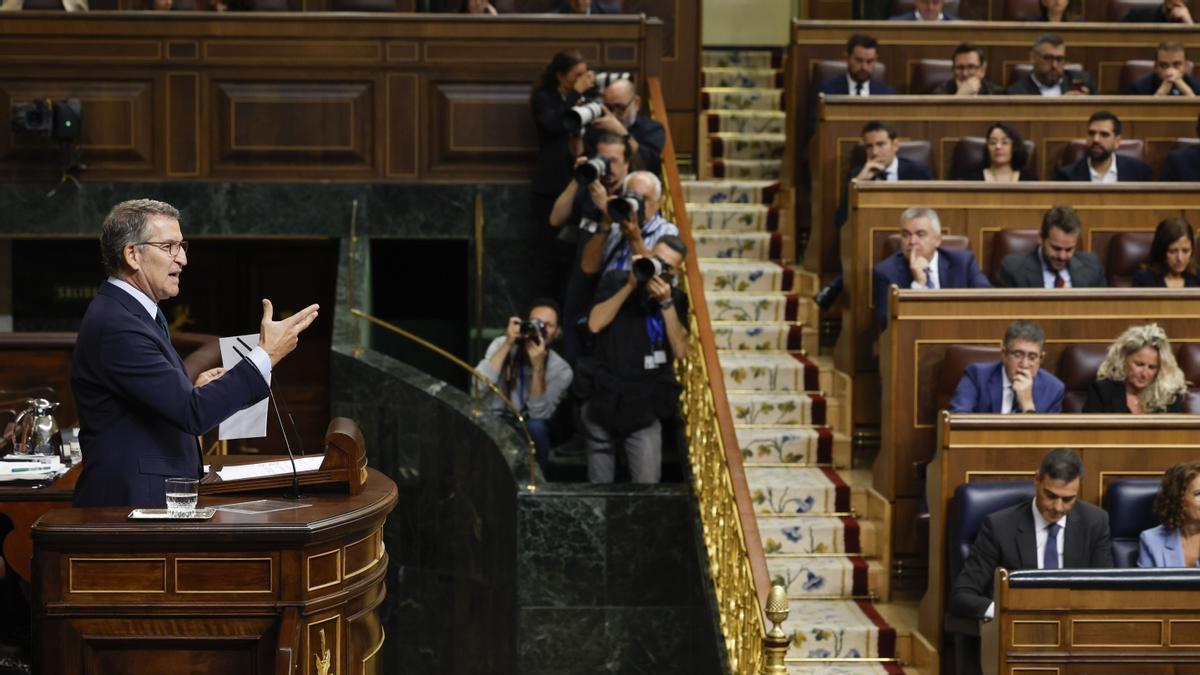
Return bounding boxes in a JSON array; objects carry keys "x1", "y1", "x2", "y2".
[{"x1": 30, "y1": 419, "x2": 396, "y2": 675}]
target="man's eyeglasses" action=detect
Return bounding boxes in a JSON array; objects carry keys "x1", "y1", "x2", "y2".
[
  {"x1": 138, "y1": 240, "x2": 189, "y2": 257},
  {"x1": 1037, "y1": 53, "x2": 1067, "y2": 64},
  {"x1": 608, "y1": 98, "x2": 636, "y2": 115},
  {"x1": 953, "y1": 63, "x2": 981, "y2": 72},
  {"x1": 1004, "y1": 349, "x2": 1042, "y2": 363}
]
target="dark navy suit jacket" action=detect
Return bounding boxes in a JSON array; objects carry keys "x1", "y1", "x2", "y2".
[
  {"x1": 818, "y1": 75, "x2": 896, "y2": 96},
  {"x1": 1054, "y1": 155, "x2": 1154, "y2": 181},
  {"x1": 872, "y1": 248, "x2": 991, "y2": 329},
  {"x1": 1161, "y1": 144, "x2": 1200, "y2": 181},
  {"x1": 835, "y1": 157, "x2": 933, "y2": 228},
  {"x1": 948, "y1": 360, "x2": 1065, "y2": 413},
  {"x1": 1124, "y1": 72, "x2": 1200, "y2": 96},
  {"x1": 888, "y1": 10, "x2": 959, "y2": 18},
  {"x1": 71, "y1": 282, "x2": 270, "y2": 507}
]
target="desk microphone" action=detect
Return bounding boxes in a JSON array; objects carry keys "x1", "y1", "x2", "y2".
[{"x1": 231, "y1": 339, "x2": 301, "y2": 500}]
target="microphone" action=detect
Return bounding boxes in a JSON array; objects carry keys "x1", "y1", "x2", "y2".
[{"x1": 231, "y1": 339, "x2": 301, "y2": 500}]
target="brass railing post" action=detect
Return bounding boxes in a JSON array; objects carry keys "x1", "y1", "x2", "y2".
[{"x1": 761, "y1": 585, "x2": 790, "y2": 675}]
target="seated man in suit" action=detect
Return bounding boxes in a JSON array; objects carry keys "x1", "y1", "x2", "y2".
[
  {"x1": 1006, "y1": 33, "x2": 1095, "y2": 96},
  {"x1": 1124, "y1": 42, "x2": 1198, "y2": 96},
  {"x1": 932, "y1": 43, "x2": 1000, "y2": 95},
  {"x1": 1054, "y1": 111, "x2": 1154, "y2": 181},
  {"x1": 872, "y1": 206, "x2": 990, "y2": 330},
  {"x1": 995, "y1": 205, "x2": 1107, "y2": 287},
  {"x1": 1162, "y1": 113, "x2": 1200, "y2": 181},
  {"x1": 950, "y1": 448, "x2": 1113, "y2": 672},
  {"x1": 71, "y1": 199, "x2": 321, "y2": 508},
  {"x1": 1122, "y1": 0, "x2": 1192, "y2": 22},
  {"x1": 890, "y1": 0, "x2": 958, "y2": 19},
  {"x1": 816, "y1": 122, "x2": 934, "y2": 310},
  {"x1": 949, "y1": 320, "x2": 1066, "y2": 413},
  {"x1": 818, "y1": 33, "x2": 896, "y2": 97}
]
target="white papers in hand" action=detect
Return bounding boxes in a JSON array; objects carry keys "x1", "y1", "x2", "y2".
[
  {"x1": 215, "y1": 455, "x2": 324, "y2": 481},
  {"x1": 218, "y1": 334, "x2": 269, "y2": 440}
]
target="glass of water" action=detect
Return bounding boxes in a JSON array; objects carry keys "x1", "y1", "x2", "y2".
[{"x1": 165, "y1": 477, "x2": 199, "y2": 516}]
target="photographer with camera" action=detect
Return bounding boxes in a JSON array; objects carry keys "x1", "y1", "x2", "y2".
[
  {"x1": 579, "y1": 170, "x2": 678, "y2": 277},
  {"x1": 574, "y1": 235, "x2": 690, "y2": 484},
  {"x1": 581, "y1": 77, "x2": 665, "y2": 176},
  {"x1": 475, "y1": 299, "x2": 573, "y2": 469}
]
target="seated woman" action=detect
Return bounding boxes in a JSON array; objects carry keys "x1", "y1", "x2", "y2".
[
  {"x1": 1133, "y1": 217, "x2": 1200, "y2": 288},
  {"x1": 1027, "y1": 0, "x2": 1079, "y2": 21},
  {"x1": 1084, "y1": 323, "x2": 1188, "y2": 413},
  {"x1": 958, "y1": 123, "x2": 1038, "y2": 182},
  {"x1": 1139, "y1": 461, "x2": 1200, "y2": 567}
]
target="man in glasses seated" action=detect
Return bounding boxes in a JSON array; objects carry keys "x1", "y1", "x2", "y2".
[
  {"x1": 948, "y1": 320, "x2": 1065, "y2": 414},
  {"x1": 582, "y1": 76, "x2": 665, "y2": 176},
  {"x1": 1005, "y1": 33, "x2": 1095, "y2": 96},
  {"x1": 71, "y1": 199, "x2": 320, "y2": 508}
]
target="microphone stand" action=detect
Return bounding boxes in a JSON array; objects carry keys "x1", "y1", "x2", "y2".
[{"x1": 232, "y1": 339, "x2": 301, "y2": 500}]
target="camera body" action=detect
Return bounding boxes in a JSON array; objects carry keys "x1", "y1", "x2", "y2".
[
  {"x1": 633, "y1": 255, "x2": 673, "y2": 286},
  {"x1": 11, "y1": 98, "x2": 82, "y2": 142},
  {"x1": 607, "y1": 189, "x2": 645, "y2": 225},
  {"x1": 575, "y1": 155, "x2": 609, "y2": 184},
  {"x1": 518, "y1": 318, "x2": 547, "y2": 346}
]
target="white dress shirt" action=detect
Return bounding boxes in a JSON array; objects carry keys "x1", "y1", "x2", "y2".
[
  {"x1": 1001, "y1": 368, "x2": 1015, "y2": 413},
  {"x1": 984, "y1": 500, "x2": 1067, "y2": 620},
  {"x1": 1041, "y1": 259, "x2": 1073, "y2": 288},
  {"x1": 847, "y1": 74, "x2": 870, "y2": 96},
  {"x1": 1088, "y1": 156, "x2": 1119, "y2": 183},
  {"x1": 910, "y1": 249, "x2": 941, "y2": 289},
  {"x1": 106, "y1": 277, "x2": 272, "y2": 381},
  {"x1": 881, "y1": 156, "x2": 900, "y2": 181},
  {"x1": 1034, "y1": 75, "x2": 1065, "y2": 97}
]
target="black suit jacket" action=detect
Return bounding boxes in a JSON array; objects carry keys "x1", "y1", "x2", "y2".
[
  {"x1": 818, "y1": 75, "x2": 897, "y2": 96},
  {"x1": 957, "y1": 166, "x2": 1037, "y2": 181},
  {"x1": 1054, "y1": 154, "x2": 1154, "y2": 182},
  {"x1": 1122, "y1": 4, "x2": 1171, "y2": 21},
  {"x1": 1161, "y1": 144, "x2": 1200, "y2": 181},
  {"x1": 932, "y1": 79, "x2": 1001, "y2": 95},
  {"x1": 1132, "y1": 267, "x2": 1200, "y2": 287},
  {"x1": 71, "y1": 283, "x2": 270, "y2": 507},
  {"x1": 888, "y1": 9, "x2": 959, "y2": 18},
  {"x1": 950, "y1": 499, "x2": 1113, "y2": 618},
  {"x1": 1083, "y1": 377, "x2": 1186, "y2": 413},
  {"x1": 1005, "y1": 70, "x2": 1096, "y2": 95},
  {"x1": 994, "y1": 246, "x2": 1107, "y2": 288},
  {"x1": 530, "y1": 86, "x2": 583, "y2": 197},
  {"x1": 835, "y1": 157, "x2": 932, "y2": 227},
  {"x1": 1124, "y1": 72, "x2": 1200, "y2": 96}
]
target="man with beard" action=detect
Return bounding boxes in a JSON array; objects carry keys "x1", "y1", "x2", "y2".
[
  {"x1": 817, "y1": 33, "x2": 896, "y2": 97},
  {"x1": 1054, "y1": 111, "x2": 1154, "y2": 181},
  {"x1": 1006, "y1": 33, "x2": 1096, "y2": 96},
  {"x1": 995, "y1": 205, "x2": 1106, "y2": 288},
  {"x1": 1123, "y1": 42, "x2": 1198, "y2": 96},
  {"x1": 583, "y1": 77, "x2": 665, "y2": 176}
]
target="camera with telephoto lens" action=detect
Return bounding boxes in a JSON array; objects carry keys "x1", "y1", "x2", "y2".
[
  {"x1": 575, "y1": 155, "x2": 609, "y2": 184},
  {"x1": 518, "y1": 318, "x2": 547, "y2": 346},
  {"x1": 633, "y1": 255, "x2": 673, "y2": 286},
  {"x1": 607, "y1": 190, "x2": 645, "y2": 224},
  {"x1": 564, "y1": 99, "x2": 604, "y2": 134}
]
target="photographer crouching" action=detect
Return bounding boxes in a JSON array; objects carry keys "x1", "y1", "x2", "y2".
[
  {"x1": 575, "y1": 235, "x2": 690, "y2": 484},
  {"x1": 475, "y1": 299, "x2": 573, "y2": 469}
]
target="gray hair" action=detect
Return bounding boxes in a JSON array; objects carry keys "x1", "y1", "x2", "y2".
[
  {"x1": 1038, "y1": 448, "x2": 1083, "y2": 483},
  {"x1": 1004, "y1": 320, "x2": 1046, "y2": 351},
  {"x1": 627, "y1": 170, "x2": 663, "y2": 201},
  {"x1": 900, "y1": 206, "x2": 941, "y2": 235},
  {"x1": 99, "y1": 199, "x2": 181, "y2": 276}
]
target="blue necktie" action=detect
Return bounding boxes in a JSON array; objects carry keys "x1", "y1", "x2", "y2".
[
  {"x1": 155, "y1": 308, "x2": 170, "y2": 340},
  {"x1": 923, "y1": 267, "x2": 934, "y2": 289},
  {"x1": 1044, "y1": 522, "x2": 1060, "y2": 569}
]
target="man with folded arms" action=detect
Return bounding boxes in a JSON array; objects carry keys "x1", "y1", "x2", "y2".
[{"x1": 949, "y1": 320, "x2": 1065, "y2": 414}]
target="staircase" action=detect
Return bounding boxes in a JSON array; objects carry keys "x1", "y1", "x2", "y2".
[{"x1": 688, "y1": 48, "x2": 927, "y2": 674}]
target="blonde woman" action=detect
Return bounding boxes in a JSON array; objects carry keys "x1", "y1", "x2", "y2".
[{"x1": 1084, "y1": 324, "x2": 1188, "y2": 413}]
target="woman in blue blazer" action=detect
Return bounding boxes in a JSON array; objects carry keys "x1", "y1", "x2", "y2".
[{"x1": 1139, "y1": 461, "x2": 1200, "y2": 567}]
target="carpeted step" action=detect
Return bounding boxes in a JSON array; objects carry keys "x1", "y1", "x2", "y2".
[
  {"x1": 783, "y1": 599, "x2": 897, "y2": 661},
  {"x1": 745, "y1": 466, "x2": 845, "y2": 514},
  {"x1": 737, "y1": 426, "x2": 833, "y2": 466},
  {"x1": 712, "y1": 322, "x2": 817, "y2": 354},
  {"x1": 730, "y1": 392, "x2": 826, "y2": 427},
  {"x1": 788, "y1": 663, "x2": 904, "y2": 675},
  {"x1": 705, "y1": 109, "x2": 787, "y2": 135},
  {"x1": 767, "y1": 555, "x2": 878, "y2": 598},
  {"x1": 702, "y1": 49, "x2": 782, "y2": 70},
  {"x1": 759, "y1": 515, "x2": 865, "y2": 556},
  {"x1": 720, "y1": 351, "x2": 818, "y2": 393},
  {"x1": 701, "y1": 87, "x2": 784, "y2": 112},
  {"x1": 682, "y1": 179, "x2": 779, "y2": 205},
  {"x1": 689, "y1": 204, "x2": 778, "y2": 232},
  {"x1": 710, "y1": 158, "x2": 783, "y2": 180},
  {"x1": 706, "y1": 292, "x2": 818, "y2": 324},
  {"x1": 691, "y1": 230, "x2": 779, "y2": 259},
  {"x1": 700, "y1": 259, "x2": 794, "y2": 293},
  {"x1": 710, "y1": 133, "x2": 786, "y2": 161},
  {"x1": 702, "y1": 67, "x2": 783, "y2": 89}
]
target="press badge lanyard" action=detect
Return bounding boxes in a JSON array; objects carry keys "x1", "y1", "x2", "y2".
[{"x1": 644, "y1": 312, "x2": 667, "y2": 370}]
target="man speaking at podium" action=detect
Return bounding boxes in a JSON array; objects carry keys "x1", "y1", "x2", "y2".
[{"x1": 70, "y1": 199, "x2": 320, "y2": 508}]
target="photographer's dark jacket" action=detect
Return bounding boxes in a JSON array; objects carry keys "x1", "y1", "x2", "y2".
[
  {"x1": 574, "y1": 270, "x2": 689, "y2": 434},
  {"x1": 584, "y1": 113, "x2": 666, "y2": 176},
  {"x1": 531, "y1": 86, "x2": 583, "y2": 198},
  {"x1": 475, "y1": 336, "x2": 573, "y2": 419}
]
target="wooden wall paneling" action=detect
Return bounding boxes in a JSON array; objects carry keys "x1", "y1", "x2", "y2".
[
  {"x1": 625, "y1": 0, "x2": 697, "y2": 156},
  {"x1": 166, "y1": 71, "x2": 200, "y2": 176},
  {"x1": 876, "y1": 290, "x2": 1200, "y2": 558},
  {"x1": 385, "y1": 72, "x2": 419, "y2": 179},
  {"x1": 426, "y1": 80, "x2": 540, "y2": 178}
]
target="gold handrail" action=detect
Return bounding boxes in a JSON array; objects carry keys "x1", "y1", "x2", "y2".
[
  {"x1": 349, "y1": 308, "x2": 538, "y2": 492},
  {"x1": 647, "y1": 76, "x2": 773, "y2": 673}
]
